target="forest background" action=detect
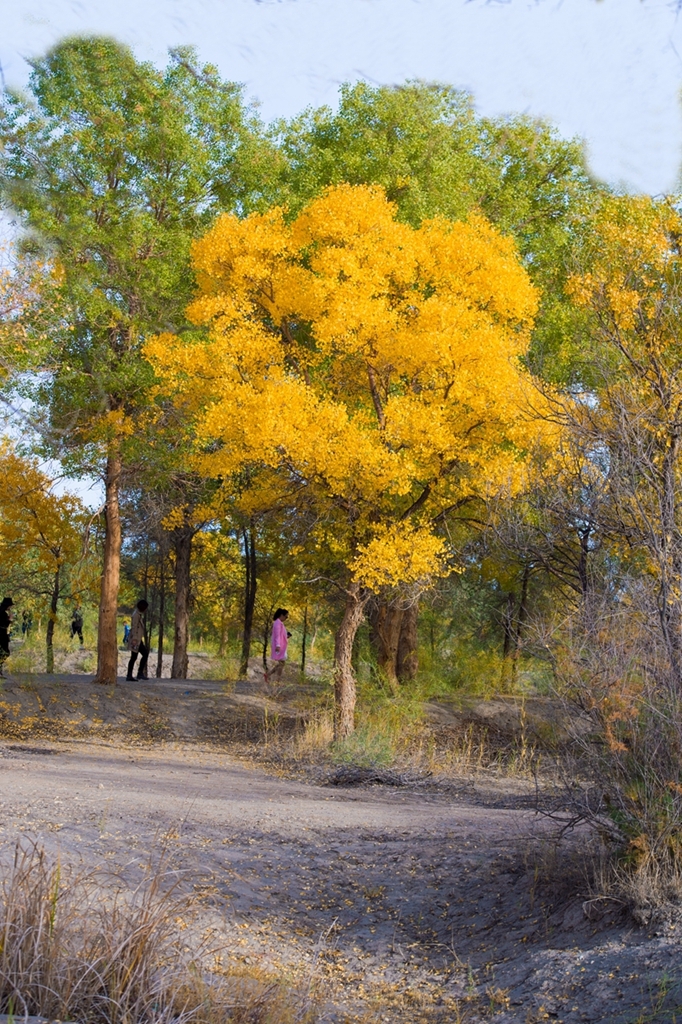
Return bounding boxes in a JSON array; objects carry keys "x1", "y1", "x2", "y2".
[{"x1": 3, "y1": 33, "x2": 682, "y2": 902}]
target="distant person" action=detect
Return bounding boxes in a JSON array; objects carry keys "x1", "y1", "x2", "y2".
[
  {"x1": 21, "y1": 610, "x2": 32, "y2": 636},
  {"x1": 122, "y1": 620, "x2": 131, "y2": 646},
  {"x1": 266, "y1": 607, "x2": 290, "y2": 684},
  {"x1": 126, "y1": 599, "x2": 149, "y2": 681},
  {"x1": 0, "y1": 597, "x2": 13, "y2": 677},
  {"x1": 70, "y1": 607, "x2": 84, "y2": 646}
]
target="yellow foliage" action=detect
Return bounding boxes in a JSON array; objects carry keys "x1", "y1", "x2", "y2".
[
  {"x1": 147, "y1": 185, "x2": 541, "y2": 592},
  {"x1": 350, "y1": 522, "x2": 449, "y2": 592},
  {"x1": 0, "y1": 441, "x2": 87, "y2": 579}
]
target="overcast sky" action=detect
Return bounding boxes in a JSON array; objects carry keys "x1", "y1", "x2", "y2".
[{"x1": 2, "y1": 0, "x2": 682, "y2": 196}]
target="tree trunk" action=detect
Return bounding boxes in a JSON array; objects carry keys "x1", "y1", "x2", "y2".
[
  {"x1": 171, "y1": 528, "x2": 192, "y2": 679},
  {"x1": 155, "y1": 553, "x2": 165, "y2": 679},
  {"x1": 397, "y1": 600, "x2": 419, "y2": 682},
  {"x1": 500, "y1": 591, "x2": 516, "y2": 687},
  {"x1": 502, "y1": 592, "x2": 516, "y2": 660},
  {"x1": 334, "y1": 584, "x2": 367, "y2": 740},
  {"x1": 301, "y1": 604, "x2": 308, "y2": 676},
  {"x1": 510, "y1": 565, "x2": 530, "y2": 688},
  {"x1": 239, "y1": 524, "x2": 257, "y2": 678},
  {"x1": 95, "y1": 451, "x2": 122, "y2": 684},
  {"x1": 368, "y1": 600, "x2": 403, "y2": 692},
  {"x1": 262, "y1": 613, "x2": 270, "y2": 672},
  {"x1": 218, "y1": 610, "x2": 229, "y2": 657},
  {"x1": 46, "y1": 566, "x2": 60, "y2": 674}
]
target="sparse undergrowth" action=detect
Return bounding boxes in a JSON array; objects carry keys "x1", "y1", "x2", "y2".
[
  {"x1": 279, "y1": 676, "x2": 548, "y2": 784},
  {"x1": 0, "y1": 842, "x2": 319, "y2": 1024}
]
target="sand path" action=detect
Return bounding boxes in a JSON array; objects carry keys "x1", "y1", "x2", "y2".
[{"x1": 0, "y1": 704, "x2": 681, "y2": 1021}]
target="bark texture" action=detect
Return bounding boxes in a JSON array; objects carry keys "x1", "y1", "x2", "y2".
[
  {"x1": 95, "y1": 451, "x2": 122, "y2": 684},
  {"x1": 334, "y1": 584, "x2": 367, "y2": 739},
  {"x1": 368, "y1": 597, "x2": 419, "y2": 688},
  {"x1": 368, "y1": 601, "x2": 402, "y2": 691},
  {"x1": 171, "y1": 527, "x2": 193, "y2": 679},
  {"x1": 396, "y1": 601, "x2": 419, "y2": 682}
]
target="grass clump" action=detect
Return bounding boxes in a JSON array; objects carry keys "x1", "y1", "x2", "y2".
[{"x1": 0, "y1": 842, "x2": 318, "y2": 1024}]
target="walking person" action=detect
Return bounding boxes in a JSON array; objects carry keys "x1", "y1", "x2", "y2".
[
  {"x1": 126, "y1": 599, "x2": 149, "y2": 681},
  {"x1": 265, "y1": 607, "x2": 290, "y2": 685},
  {"x1": 21, "y1": 609, "x2": 32, "y2": 637},
  {"x1": 71, "y1": 606, "x2": 84, "y2": 646},
  {"x1": 0, "y1": 597, "x2": 13, "y2": 678}
]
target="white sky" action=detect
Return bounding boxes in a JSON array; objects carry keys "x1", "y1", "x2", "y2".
[{"x1": 1, "y1": 0, "x2": 682, "y2": 196}]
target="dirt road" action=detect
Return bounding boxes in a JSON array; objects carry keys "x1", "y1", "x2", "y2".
[{"x1": 1, "y1": 736, "x2": 681, "y2": 1022}]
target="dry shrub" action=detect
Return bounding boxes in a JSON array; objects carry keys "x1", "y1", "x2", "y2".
[
  {"x1": 0, "y1": 842, "x2": 318, "y2": 1024},
  {"x1": 552, "y1": 587, "x2": 682, "y2": 922}
]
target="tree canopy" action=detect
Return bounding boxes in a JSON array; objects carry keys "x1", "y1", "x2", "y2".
[{"x1": 147, "y1": 183, "x2": 544, "y2": 733}]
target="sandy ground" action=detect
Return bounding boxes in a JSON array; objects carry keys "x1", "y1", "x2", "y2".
[{"x1": 0, "y1": 677, "x2": 681, "y2": 1022}]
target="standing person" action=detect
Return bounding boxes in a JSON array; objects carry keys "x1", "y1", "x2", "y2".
[
  {"x1": 266, "y1": 608, "x2": 289, "y2": 684},
  {"x1": 0, "y1": 597, "x2": 13, "y2": 678},
  {"x1": 122, "y1": 620, "x2": 131, "y2": 646},
  {"x1": 71, "y1": 606, "x2": 84, "y2": 646},
  {"x1": 126, "y1": 599, "x2": 149, "y2": 681},
  {"x1": 21, "y1": 609, "x2": 32, "y2": 637}
]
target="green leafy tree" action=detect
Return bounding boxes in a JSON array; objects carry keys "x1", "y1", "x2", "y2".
[{"x1": 0, "y1": 36, "x2": 276, "y2": 683}]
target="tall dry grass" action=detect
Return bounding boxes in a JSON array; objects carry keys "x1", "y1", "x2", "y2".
[{"x1": 0, "y1": 843, "x2": 318, "y2": 1024}]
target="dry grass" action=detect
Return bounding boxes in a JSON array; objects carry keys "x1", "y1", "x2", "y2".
[
  {"x1": 585, "y1": 845, "x2": 682, "y2": 926},
  {"x1": 0, "y1": 842, "x2": 319, "y2": 1024},
  {"x1": 289, "y1": 705, "x2": 541, "y2": 782}
]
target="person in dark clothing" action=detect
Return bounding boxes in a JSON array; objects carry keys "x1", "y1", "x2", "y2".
[
  {"x1": 0, "y1": 597, "x2": 13, "y2": 677},
  {"x1": 126, "y1": 599, "x2": 149, "y2": 681},
  {"x1": 71, "y1": 607, "x2": 84, "y2": 646},
  {"x1": 21, "y1": 610, "x2": 32, "y2": 636}
]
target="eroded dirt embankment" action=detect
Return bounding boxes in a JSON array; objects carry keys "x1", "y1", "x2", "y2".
[{"x1": 0, "y1": 677, "x2": 680, "y2": 1022}]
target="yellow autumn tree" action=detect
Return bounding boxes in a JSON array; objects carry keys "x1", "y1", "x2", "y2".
[
  {"x1": 0, "y1": 443, "x2": 93, "y2": 672},
  {"x1": 565, "y1": 195, "x2": 682, "y2": 686},
  {"x1": 147, "y1": 184, "x2": 540, "y2": 736},
  {"x1": 543, "y1": 195, "x2": 682, "y2": 879}
]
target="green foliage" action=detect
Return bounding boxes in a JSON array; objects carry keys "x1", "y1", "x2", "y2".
[
  {"x1": 274, "y1": 80, "x2": 602, "y2": 384},
  {"x1": 0, "y1": 35, "x2": 275, "y2": 472}
]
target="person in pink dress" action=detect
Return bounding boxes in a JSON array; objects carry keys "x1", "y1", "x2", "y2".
[{"x1": 266, "y1": 607, "x2": 289, "y2": 684}]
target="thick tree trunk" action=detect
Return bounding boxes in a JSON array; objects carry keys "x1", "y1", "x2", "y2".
[
  {"x1": 155, "y1": 554, "x2": 165, "y2": 679},
  {"x1": 95, "y1": 451, "x2": 122, "y2": 684},
  {"x1": 368, "y1": 597, "x2": 419, "y2": 688},
  {"x1": 46, "y1": 567, "x2": 59, "y2": 674},
  {"x1": 368, "y1": 600, "x2": 402, "y2": 692},
  {"x1": 334, "y1": 584, "x2": 367, "y2": 740},
  {"x1": 171, "y1": 528, "x2": 192, "y2": 679},
  {"x1": 239, "y1": 525, "x2": 257, "y2": 678},
  {"x1": 397, "y1": 600, "x2": 419, "y2": 681}
]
